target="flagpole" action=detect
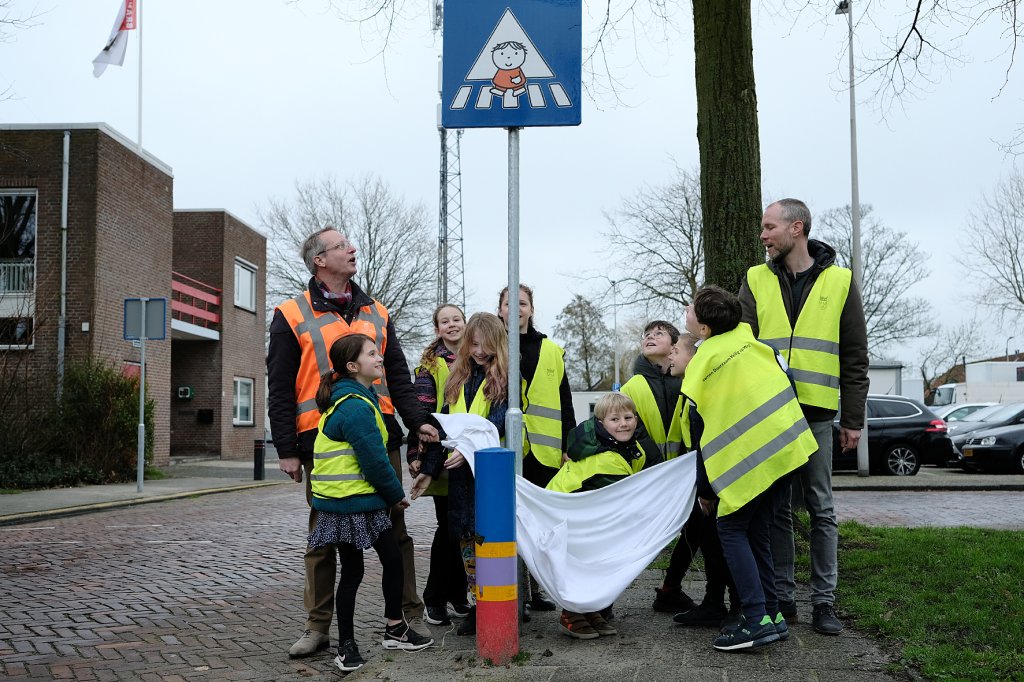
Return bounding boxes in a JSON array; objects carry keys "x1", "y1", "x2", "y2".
[{"x1": 137, "y1": 0, "x2": 143, "y2": 152}]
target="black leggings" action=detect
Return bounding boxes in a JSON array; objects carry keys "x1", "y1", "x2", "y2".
[
  {"x1": 665, "y1": 500, "x2": 737, "y2": 603},
  {"x1": 336, "y1": 527, "x2": 403, "y2": 641},
  {"x1": 422, "y1": 495, "x2": 469, "y2": 608}
]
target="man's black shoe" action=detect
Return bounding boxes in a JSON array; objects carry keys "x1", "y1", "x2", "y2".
[
  {"x1": 673, "y1": 600, "x2": 728, "y2": 626},
  {"x1": 812, "y1": 603, "x2": 844, "y2": 635},
  {"x1": 778, "y1": 599, "x2": 797, "y2": 620}
]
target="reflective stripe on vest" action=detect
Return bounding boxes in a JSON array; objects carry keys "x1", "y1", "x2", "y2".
[
  {"x1": 276, "y1": 290, "x2": 392, "y2": 434},
  {"x1": 746, "y1": 264, "x2": 851, "y2": 411},
  {"x1": 523, "y1": 339, "x2": 565, "y2": 468},
  {"x1": 546, "y1": 445, "x2": 647, "y2": 493},
  {"x1": 310, "y1": 393, "x2": 389, "y2": 500},
  {"x1": 681, "y1": 323, "x2": 816, "y2": 517},
  {"x1": 620, "y1": 375, "x2": 684, "y2": 459}
]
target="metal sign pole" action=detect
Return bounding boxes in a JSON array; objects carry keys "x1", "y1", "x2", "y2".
[
  {"x1": 504, "y1": 126, "x2": 527, "y2": 652},
  {"x1": 137, "y1": 298, "x2": 147, "y2": 493},
  {"x1": 506, "y1": 127, "x2": 523, "y2": 471}
]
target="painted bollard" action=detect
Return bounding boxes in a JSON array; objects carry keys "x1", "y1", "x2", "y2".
[{"x1": 474, "y1": 447, "x2": 518, "y2": 663}]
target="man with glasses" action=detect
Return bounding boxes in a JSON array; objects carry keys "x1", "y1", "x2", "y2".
[
  {"x1": 268, "y1": 226, "x2": 436, "y2": 657},
  {"x1": 737, "y1": 198, "x2": 869, "y2": 635}
]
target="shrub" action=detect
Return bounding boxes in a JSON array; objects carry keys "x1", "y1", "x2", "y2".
[
  {"x1": 0, "y1": 359, "x2": 155, "y2": 489},
  {"x1": 58, "y1": 359, "x2": 155, "y2": 481}
]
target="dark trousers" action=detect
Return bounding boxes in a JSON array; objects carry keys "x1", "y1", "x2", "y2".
[
  {"x1": 665, "y1": 500, "x2": 737, "y2": 605},
  {"x1": 335, "y1": 527, "x2": 403, "y2": 642},
  {"x1": 717, "y1": 478, "x2": 788, "y2": 621},
  {"x1": 422, "y1": 495, "x2": 469, "y2": 608}
]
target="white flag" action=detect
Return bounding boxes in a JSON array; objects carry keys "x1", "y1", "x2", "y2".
[{"x1": 92, "y1": 0, "x2": 137, "y2": 78}]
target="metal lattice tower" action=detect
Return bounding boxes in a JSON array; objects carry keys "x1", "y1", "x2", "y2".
[
  {"x1": 437, "y1": 127, "x2": 466, "y2": 310},
  {"x1": 434, "y1": 0, "x2": 466, "y2": 310}
]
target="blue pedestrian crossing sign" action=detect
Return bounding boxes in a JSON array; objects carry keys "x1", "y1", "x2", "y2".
[{"x1": 442, "y1": 0, "x2": 582, "y2": 129}]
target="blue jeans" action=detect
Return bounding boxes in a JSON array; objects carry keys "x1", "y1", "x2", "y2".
[
  {"x1": 717, "y1": 479, "x2": 787, "y2": 621},
  {"x1": 771, "y1": 419, "x2": 838, "y2": 606}
]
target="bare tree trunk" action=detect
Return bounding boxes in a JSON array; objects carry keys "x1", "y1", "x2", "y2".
[{"x1": 692, "y1": 0, "x2": 763, "y2": 291}]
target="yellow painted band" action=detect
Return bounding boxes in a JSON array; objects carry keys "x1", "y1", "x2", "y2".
[
  {"x1": 474, "y1": 541, "x2": 517, "y2": 558},
  {"x1": 475, "y1": 584, "x2": 518, "y2": 602}
]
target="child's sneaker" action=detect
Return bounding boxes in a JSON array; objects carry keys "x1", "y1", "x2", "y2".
[
  {"x1": 584, "y1": 611, "x2": 618, "y2": 636},
  {"x1": 449, "y1": 601, "x2": 472, "y2": 618},
  {"x1": 712, "y1": 615, "x2": 780, "y2": 651},
  {"x1": 774, "y1": 612, "x2": 789, "y2": 641},
  {"x1": 424, "y1": 605, "x2": 451, "y2": 626},
  {"x1": 382, "y1": 621, "x2": 433, "y2": 651},
  {"x1": 559, "y1": 609, "x2": 599, "y2": 639},
  {"x1": 333, "y1": 639, "x2": 365, "y2": 672},
  {"x1": 652, "y1": 587, "x2": 695, "y2": 613},
  {"x1": 673, "y1": 600, "x2": 728, "y2": 626},
  {"x1": 456, "y1": 606, "x2": 476, "y2": 636}
]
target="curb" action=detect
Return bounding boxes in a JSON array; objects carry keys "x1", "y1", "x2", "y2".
[
  {"x1": 833, "y1": 483, "x2": 1024, "y2": 492},
  {"x1": 0, "y1": 480, "x2": 289, "y2": 527}
]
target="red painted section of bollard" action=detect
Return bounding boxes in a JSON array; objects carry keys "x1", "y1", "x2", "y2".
[{"x1": 476, "y1": 598, "x2": 519, "y2": 664}]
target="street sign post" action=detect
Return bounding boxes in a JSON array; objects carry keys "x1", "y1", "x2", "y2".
[
  {"x1": 124, "y1": 297, "x2": 166, "y2": 493},
  {"x1": 441, "y1": 0, "x2": 582, "y2": 129},
  {"x1": 442, "y1": 0, "x2": 582, "y2": 665}
]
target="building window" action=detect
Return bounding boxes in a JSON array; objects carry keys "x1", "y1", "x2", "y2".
[
  {"x1": 1, "y1": 191, "x2": 37, "y2": 349},
  {"x1": 234, "y1": 258, "x2": 256, "y2": 312},
  {"x1": 233, "y1": 377, "x2": 254, "y2": 425}
]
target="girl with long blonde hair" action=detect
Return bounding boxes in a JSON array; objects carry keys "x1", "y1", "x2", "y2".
[{"x1": 411, "y1": 312, "x2": 510, "y2": 637}]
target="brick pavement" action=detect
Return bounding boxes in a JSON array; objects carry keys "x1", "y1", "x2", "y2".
[
  {"x1": 5, "y1": 482, "x2": 1015, "y2": 680},
  {"x1": 0, "y1": 486, "x2": 434, "y2": 681},
  {"x1": 836, "y1": 489, "x2": 1024, "y2": 530}
]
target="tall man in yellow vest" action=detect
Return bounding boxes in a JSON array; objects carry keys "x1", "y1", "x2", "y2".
[
  {"x1": 268, "y1": 227, "x2": 437, "y2": 658},
  {"x1": 738, "y1": 199, "x2": 869, "y2": 635}
]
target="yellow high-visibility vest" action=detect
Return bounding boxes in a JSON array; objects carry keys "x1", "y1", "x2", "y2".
[
  {"x1": 546, "y1": 444, "x2": 649, "y2": 493},
  {"x1": 681, "y1": 323, "x2": 816, "y2": 516},
  {"x1": 277, "y1": 291, "x2": 392, "y2": 433},
  {"x1": 620, "y1": 375, "x2": 684, "y2": 459},
  {"x1": 746, "y1": 264, "x2": 851, "y2": 411},
  {"x1": 310, "y1": 393, "x2": 389, "y2": 501},
  {"x1": 523, "y1": 339, "x2": 566, "y2": 468}
]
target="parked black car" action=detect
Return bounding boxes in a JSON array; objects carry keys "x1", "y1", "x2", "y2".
[
  {"x1": 947, "y1": 402, "x2": 1024, "y2": 465},
  {"x1": 958, "y1": 422, "x2": 1024, "y2": 473},
  {"x1": 832, "y1": 395, "x2": 954, "y2": 476}
]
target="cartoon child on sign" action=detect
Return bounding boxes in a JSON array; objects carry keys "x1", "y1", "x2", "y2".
[{"x1": 489, "y1": 41, "x2": 528, "y2": 99}]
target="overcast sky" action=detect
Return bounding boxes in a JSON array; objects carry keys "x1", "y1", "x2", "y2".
[{"x1": 2, "y1": 0, "x2": 1021, "y2": 372}]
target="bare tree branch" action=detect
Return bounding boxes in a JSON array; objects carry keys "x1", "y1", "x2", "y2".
[
  {"x1": 554, "y1": 293, "x2": 613, "y2": 390},
  {"x1": 591, "y1": 164, "x2": 703, "y2": 321},
  {"x1": 815, "y1": 203, "x2": 938, "y2": 357},
  {"x1": 257, "y1": 174, "x2": 437, "y2": 347},
  {"x1": 963, "y1": 169, "x2": 1024, "y2": 322}
]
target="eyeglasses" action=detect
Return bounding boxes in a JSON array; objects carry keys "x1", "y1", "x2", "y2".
[
  {"x1": 317, "y1": 240, "x2": 352, "y2": 257},
  {"x1": 641, "y1": 330, "x2": 669, "y2": 341}
]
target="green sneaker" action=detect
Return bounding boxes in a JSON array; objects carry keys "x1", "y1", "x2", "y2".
[
  {"x1": 712, "y1": 615, "x2": 780, "y2": 651},
  {"x1": 774, "y1": 612, "x2": 789, "y2": 641}
]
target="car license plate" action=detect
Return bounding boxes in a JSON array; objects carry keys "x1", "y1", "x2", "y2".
[{"x1": 963, "y1": 448, "x2": 973, "y2": 458}]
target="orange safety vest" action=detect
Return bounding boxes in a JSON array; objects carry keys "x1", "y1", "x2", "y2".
[{"x1": 276, "y1": 290, "x2": 392, "y2": 434}]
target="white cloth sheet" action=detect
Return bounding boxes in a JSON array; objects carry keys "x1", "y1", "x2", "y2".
[{"x1": 431, "y1": 413, "x2": 698, "y2": 614}]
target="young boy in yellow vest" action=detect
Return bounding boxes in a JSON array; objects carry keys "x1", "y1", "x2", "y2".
[
  {"x1": 547, "y1": 392, "x2": 652, "y2": 639},
  {"x1": 666, "y1": 333, "x2": 740, "y2": 629},
  {"x1": 619, "y1": 320, "x2": 690, "y2": 614},
  {"x1": 682, "y1": 285, "x2": 816, "y2": 652}
]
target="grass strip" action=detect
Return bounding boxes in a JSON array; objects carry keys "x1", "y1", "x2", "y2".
[{"x1": 838, "y1": 521, "x2": 1024, "y2": 681}]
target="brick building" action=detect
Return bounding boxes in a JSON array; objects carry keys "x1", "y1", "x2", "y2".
[{"x1": 0, "y1": 124, "x2": 265, "y2": 466}]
